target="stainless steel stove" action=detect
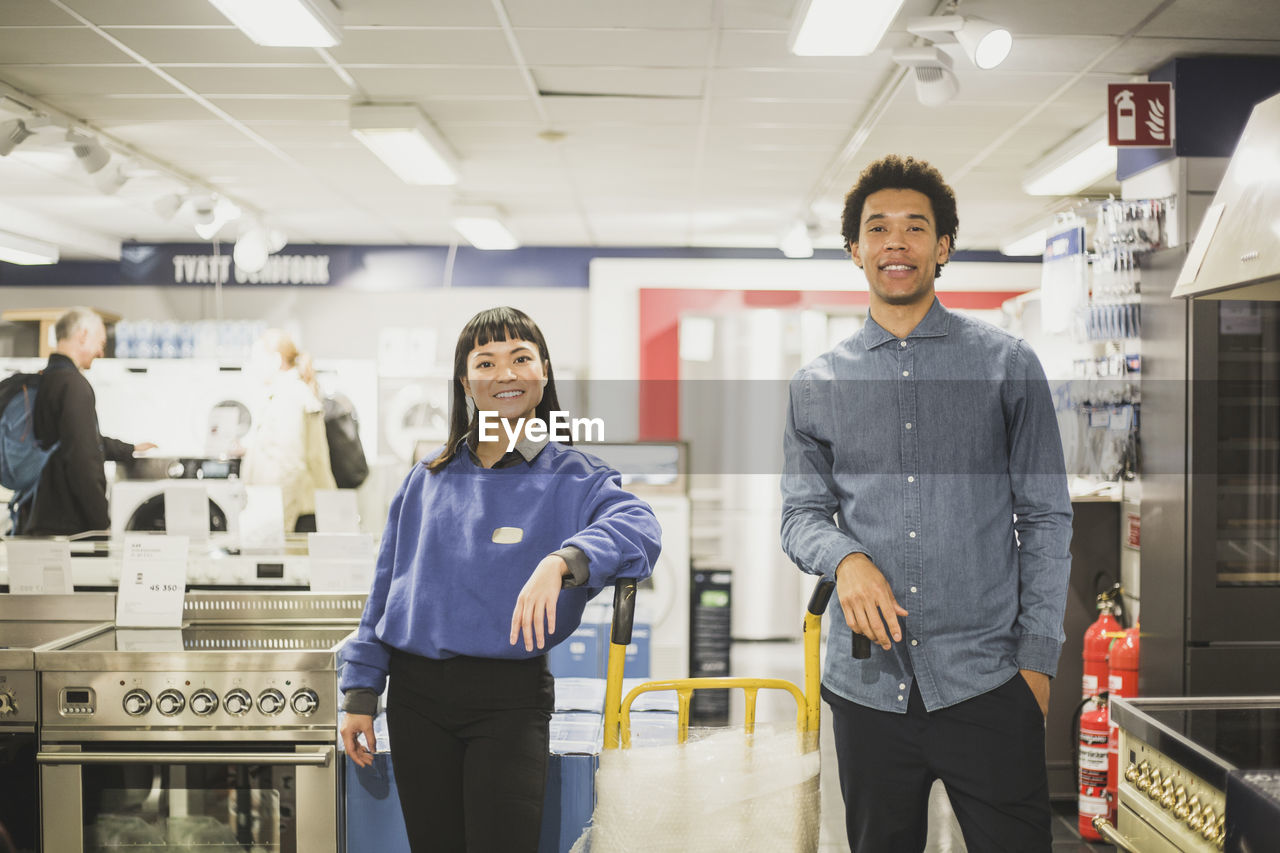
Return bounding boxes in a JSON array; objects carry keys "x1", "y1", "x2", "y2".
[
  {"x1": 1107, "y1": 695, "x2": 1280, "y2": 852},
  {"x1": 0, "y1": 594, "x2": 115, "y2": 853},
  {"x1": 35, "y1": 592, "x2": 363, "y2": 853}
]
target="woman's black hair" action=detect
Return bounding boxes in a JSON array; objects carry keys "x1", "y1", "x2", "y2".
[
  {"x1": 427, "y1": 306, "x2": 565, "y2": 472},
  {"x1": 840, "y1": 154, "x2": 958, "y2": 277}
]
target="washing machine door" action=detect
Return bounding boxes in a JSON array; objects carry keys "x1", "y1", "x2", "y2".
[{"x1": 125, "y1": 495, "x2": 229, "y2": 533}]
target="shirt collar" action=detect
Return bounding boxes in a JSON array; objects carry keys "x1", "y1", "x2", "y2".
[
  {"x1": 463, "y1": 427, "x2": 549, "y2": 466},
  {"x1": 862, "y1": 297, "x2": 951, "y2": 349}
]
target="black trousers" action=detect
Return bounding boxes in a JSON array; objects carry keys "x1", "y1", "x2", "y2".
[
  {"x1": 385, "y1": 649, "x2": 554, "y2": 853},
  {"x1": 825, "y1": 674, "x2": 1051, "y2": 853}
]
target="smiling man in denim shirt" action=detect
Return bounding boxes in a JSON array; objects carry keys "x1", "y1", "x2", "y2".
[{"x1": 781, "y1": 155, "x2": 1072, "y2": 852}]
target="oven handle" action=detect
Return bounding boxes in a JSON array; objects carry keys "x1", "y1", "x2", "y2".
[
  {"x1": 1091, "y1": 817, "x2": 1141, "y2": 853},
  {"x1": 37, "y1": 747, "x2": 331, "y2": 767}
]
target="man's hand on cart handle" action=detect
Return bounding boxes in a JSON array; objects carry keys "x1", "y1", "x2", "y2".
[
  {"x1": 835, "y1": 553, "x2": 908, "y2": 652},
  {"x1": 341, "y1": 713, "x2": 377, "y2": 768},
  {"x1": 510, "y1": 554, "x2": 571, "y2": 651}
]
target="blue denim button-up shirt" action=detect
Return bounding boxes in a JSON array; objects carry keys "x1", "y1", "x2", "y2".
[{"x1": 781, "y1": 299, "x2": 1072, "y2": 713}]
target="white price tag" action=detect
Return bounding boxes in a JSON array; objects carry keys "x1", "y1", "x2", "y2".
[
  {"x1": 116, "y1": 535, "x2": 188, "y2": 628},
  {"x1": 164, "y1": 484, "x2": 209, "y2": 544},
  {"x1": 5, "y1": 540, "x2": 74, "y2": 595},
  {"x1": 315, "y1": 489, "x2": 360, "y2": 533},
  {"x1": 307, "y1": 533, "x2": 375, "y2": 591},
  {"x1": 240, "y1": 485, "x2": 286, "y2": 552}
]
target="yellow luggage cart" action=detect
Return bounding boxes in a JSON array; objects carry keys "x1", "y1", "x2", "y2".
[{"x1": 577, "y1": 576, "x2": 864, "y2": 852}]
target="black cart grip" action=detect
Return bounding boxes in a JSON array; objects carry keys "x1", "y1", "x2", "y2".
[
  {"x1": 806, "y1": 579, "x2": 871, "y2": 659},
  {"x1": 610, "y1": 578, "x2": 637, "y2": 646}
]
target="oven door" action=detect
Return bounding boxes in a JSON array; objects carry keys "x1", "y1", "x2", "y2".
[
  {"x1": 37, "y1": 741, "x2": 336, "y2": 853},
  {"x1": 1, "y1": 728, "x2": 39, "y2": 853}
]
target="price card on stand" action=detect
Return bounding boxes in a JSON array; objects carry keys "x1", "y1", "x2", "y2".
[
  {"x1": 4, "y1": 540, "x2": 74, "y2": 594},
  {"x1": 307, "y1": 533, "x2": 375, "y2": 591},
  {"x1": 116, "y1": 535, "x2": 188, "y2": 627},
  {"x1": 164, "y1": 485, "x2": 209, "y2": 545}
]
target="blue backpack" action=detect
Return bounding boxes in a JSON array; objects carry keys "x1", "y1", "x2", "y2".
[{"x1": 0, "y1": 371, "x2": 58, "y2": 533}]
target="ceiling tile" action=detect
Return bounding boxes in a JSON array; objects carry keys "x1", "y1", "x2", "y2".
[
  {"x1": 1142, "y1": 0, "x2": 1280, "y2": 39},
  {"x1": 541, "y1": 96, "x2": 704, "y2": 124},
  {"x1": 328, "y1": 28, "x2": 514, "y2": 65},
  {"x1": 0, "y1": 1, "x2": 81, "y2": 25},
  {"x1": 0, "y1": 28, "x2": 135, "y2": 63},
  {"x1": 721, "y1": 0, "x2": 796, "y2": 31},
  {"x1": 164, "y1": 66, "x2": 352, "y2": 96},
  {"x1": 52, "y1": 96, "x2": 221, "y2": 122},
  {"x1": 209, "y1": 97, "x2": 351, "y2": 122},
  {"x1": 348, "y1": 66, "x2": 529, "y2": 97},
  {"x1": 711, "y1": 68, "x2": 873, "y2": 100},
  {"x1": 56, "y1": 0, "x2": 231, "y2": 26},
  {"x1": 0, "y1": 65, "x2": 176, "y2": 96},
  {"x1": 424, "y1": 98, "x2": 542, "y2": 124},
  {"x1": 503, "y1": 0, "x2": 714, "y2": 29},
  {"x1": 513, "y1": 29, "x2": 712, "y2": 67},
  {"x1": 343, "y1": 0, "x2": 501, "y2": 27},
  {"x1": 707, "y1": 98, "x2": 864, "y2": 126},
  {"x1": 533, "y1": 67, "x2": 706, "y2": 98}
]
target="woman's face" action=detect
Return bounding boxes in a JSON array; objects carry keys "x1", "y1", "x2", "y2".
[{"x1": 461, "y1": 336, "x2": 547, "y2": 424}]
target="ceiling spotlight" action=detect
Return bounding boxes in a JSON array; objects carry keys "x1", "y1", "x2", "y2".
[
  {"x1": 233, "y1": 227, "x2": 271, "y2": 273},
  {"x1": 0, "y1": 119, "x2": 34, "y2": 157},
  {"x1": 66, "y1": 129, "x2": 110, "y2": 174},
  {"x1": 191, "y1": 195, "x2": 242, "y2": 240},
  {"x1": 906, "y1": 15, "x2": 1013, "y2": 70},
  {"x1": 93, "y1": 162, "x2": 129, "y2": 195},
  {"x1": 893, "y1": 47, "x2": 959, "y2": 107},
  {"x1": 779, "y1": 221, "x2": 814, "y2": 258}
]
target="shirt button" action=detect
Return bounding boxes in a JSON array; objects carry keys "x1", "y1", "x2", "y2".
[
  {"x1": 908, "y1": 531, "x2": 916, "y2": 538},
  {"x1": 898, "y1": 694, "x2": 905, "y2": 701},
  {"x1": 910, "y1": 586, "x2": 917, "y2": 593},
  {"x1": 902, "y1": 370, "x2": 909, "y2": 377},
  {"x1": 899, "y1": 682, "x2": 906, "y2": 690},
  {"x1": 899, "y1": 340, "x2": 907, "y2": 347},
  {"x1": 907, "y1": 475, "x2": 915, "y2": 483},
  {"x1": 905, "y1": 422, "x2": 912, "y2": 430},
  {"x1": 911, "y1": 640, "x2": 919, "y2": 646}
]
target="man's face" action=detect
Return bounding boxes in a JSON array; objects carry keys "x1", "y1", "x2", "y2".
[
  {"x1": 850, "y1": 188, "x2": 951, "y2": 308},
  {"x1": 75, "y1": 319, "x2": 107, "y2": 369}
]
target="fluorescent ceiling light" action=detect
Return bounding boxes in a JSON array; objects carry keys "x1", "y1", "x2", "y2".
[
  {"x1": 0, "y1": 229, "x2": 59, "y2": 265},
  {"x1": 207, "y1": 0, "x2": 342, "y2": 47},
  {"x1": 1021, "y1": 117, "x2": 1117, "y2": 196},
  {"x1": 1000, "y1": 228, "x2": 1048, "y2": 257},
  {"x1": 453, "y1": 205, "x2": 518, "y2": 250},
  {"x1": 350, "y1": 104, "x2": 459, "y2": 186},
  {"x1": 907, "y1": 15, "x2": 1012, "y2": 69},
  {"x1": 779, "y1": 221, "x2": 814, "y2": 258},
  {"x1": 789, "y1": 0, "x2": 906, "y2": 57}
]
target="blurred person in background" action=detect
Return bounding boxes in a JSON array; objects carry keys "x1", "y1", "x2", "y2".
[
  {"x1": 21, "y1": 307, "x2": 156, "y2": 536},
  {"x1": 240, "y1": 329, "x2": 335, "y2": 532}
]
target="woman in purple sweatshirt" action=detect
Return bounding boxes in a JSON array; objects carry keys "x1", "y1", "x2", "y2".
[{"x1": 340, "y1": 306, "x2": 661, "y2": 852}]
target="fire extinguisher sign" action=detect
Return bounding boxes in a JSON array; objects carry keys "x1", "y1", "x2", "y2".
[{"x1": 1107, "y1": 82, "x2": 1174, "y2": 148}]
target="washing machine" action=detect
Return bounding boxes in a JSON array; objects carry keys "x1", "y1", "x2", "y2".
[
  {"x1": 377, "y1": 372, "x2": 452, "y2": 465},
  {"x1": 109, "y1": 473, "x2": 247, "y2": 542}
]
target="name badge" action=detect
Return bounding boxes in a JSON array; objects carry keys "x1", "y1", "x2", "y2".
[{"x1": 492, "y1": 527, "x2": 524, "y2": 544}]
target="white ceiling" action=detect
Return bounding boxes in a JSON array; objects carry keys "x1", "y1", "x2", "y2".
[{"x1": 0, "y1": 0, "x2": 1277, "y2": 259}]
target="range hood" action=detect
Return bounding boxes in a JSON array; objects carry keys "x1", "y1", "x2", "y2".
[{"x1": 1173, "y1": 90, "x2": 1280, "y2": 300}]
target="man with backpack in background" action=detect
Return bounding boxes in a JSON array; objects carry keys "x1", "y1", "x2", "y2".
[{"x1": 6, "y1": 307, "x2": 155, "y2": 536}]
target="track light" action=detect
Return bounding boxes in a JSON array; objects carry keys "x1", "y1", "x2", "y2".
[
  {"x1": 66, "y1": 129, "x2": 110, "y2": 174},
  {"x1": 0, "y1": 119, "x2": 34, "y2": 157},
  {"x1": 191, "y1": 195, "x2": 242, "y2": 240},
  {"x1": 893, "y1": 47, "x2": 959, "y2": 107},
  {"x1": 233, "y1": 224, "x2": 288, "y2": 272},
  {"x1": 906, "y1": 15, "x2": 1013, "y2": 70}
]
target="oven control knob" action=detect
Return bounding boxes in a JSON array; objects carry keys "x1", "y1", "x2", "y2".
[
  {"x1": 0, "y1": 689, "x2": 17, "y2": 717},
  {"x1": 257, "y1": 688, "x2": 285, "y2": 715},
  {"x1": 122, "y1": 688, "x2": 152, "y2": 716},
  {"x1": 290, "y1": 688, "x2": 319, "y2": 716},
  {"x1": 1160, "y1": 789, "x2": 1177, "y2": 810},
  {"x1": 156, "y1": 689, "x2": 186, "y2": 716},
  {"x1": 224, "y1": 688, "x2": 253, "y2": 716},
  {"x1": 190, "y1": 688, "x2": 219, "y2": 716},
  {"x1": 1123, "y1": 763, "x2": 1140, "y2": 783}
]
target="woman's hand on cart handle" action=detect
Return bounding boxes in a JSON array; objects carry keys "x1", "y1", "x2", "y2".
[
  {"x1": 341, "y1": 713, "x2": 377, "y2": 768},
  {"x1": 835, "y1": 553, "x2": 908, "y2": 652},
  {"x1": 510, "y1": 554, "x2": 570, "y2": 651}
]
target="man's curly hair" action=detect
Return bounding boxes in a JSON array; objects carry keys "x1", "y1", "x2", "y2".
[{"x1": 840, "y1": 155, "x2": 958, "y2": 278}]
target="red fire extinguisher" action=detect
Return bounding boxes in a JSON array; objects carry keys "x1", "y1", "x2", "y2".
[
  {"x1": 1082, "y1": 594, "x2": 1121, "y2": 699},
  {"x1": 1105, "y1": 625, "x2": 1140, "y2": 828},
  {"x1": 1078, "y1": 696, "x2": 1111, "y2": 840}
]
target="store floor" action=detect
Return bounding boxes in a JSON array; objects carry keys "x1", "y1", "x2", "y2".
[{"x1": 727, "y1": 640, "x2": 1110, "y2": 853}]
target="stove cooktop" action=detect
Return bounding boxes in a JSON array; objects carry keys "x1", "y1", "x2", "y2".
[
  {"x1": 63, "y1": 624, "x2": 357, "y2": 653},
  {"x1": 0, "y1": 620, "x2": 112, "y2": 670},
  {"x1": 1142, "y1": 705, "x2": 1280, "y2": 773}
]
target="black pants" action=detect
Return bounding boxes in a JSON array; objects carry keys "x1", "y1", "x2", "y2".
[
  {"x1": 825, "y1": 674, "x2": 1051, "y2": 853},
  {"x1": 385, "y1": 649, "x2": 554, "y2": 853}
]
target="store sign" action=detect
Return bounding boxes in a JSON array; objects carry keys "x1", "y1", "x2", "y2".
[
  {"x1": 122, "y1": 243, "x2": 340, "y2": 286},
  {"x1": 1108, "y1": 82, "x2": 1174, "y2": 148}
]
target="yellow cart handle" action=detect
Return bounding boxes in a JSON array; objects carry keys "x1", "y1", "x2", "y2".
[{"x1": 603, "y1": 577, "x2": 834, "y2": 750}]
